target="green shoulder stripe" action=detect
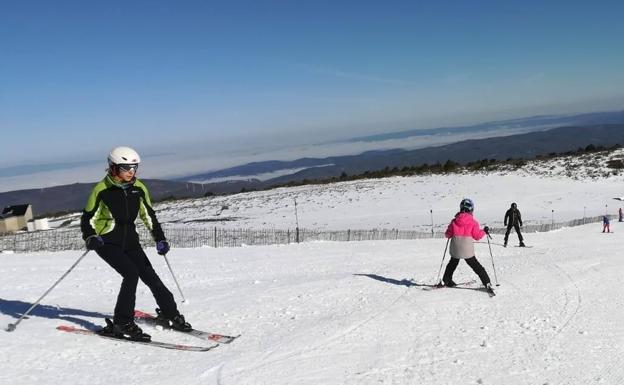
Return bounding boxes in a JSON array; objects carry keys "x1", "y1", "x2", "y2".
[
  {"x1": 134, "y1": 179, "x2": 153, "y2": 207},
  {"x1": 135, "y1": 179, "x2": 155, "y2": 232},
  {"x1": 84, "y1": 178, "x2": 112, "y2": 212}
]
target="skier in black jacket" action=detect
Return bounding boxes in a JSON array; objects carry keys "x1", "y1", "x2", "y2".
[
  {"x1": 504, "y1": 202, "x2": 525, "y2": 247},
  {"x1": 81, "y1": 146, "x2": 191, "y2": 341}
]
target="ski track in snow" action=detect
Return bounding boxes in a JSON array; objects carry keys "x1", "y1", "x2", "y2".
[{"x1": 3, "y1": 224, "x2": 624, "y2": 385}]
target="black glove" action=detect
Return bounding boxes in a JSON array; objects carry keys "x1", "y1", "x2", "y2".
[
  {"x1": 483, "y1": 226, "x2": 490, "y2": 234},
  {"x1": 85, "y1": 235, "x2": 104, "y2": 250},
  {"x1": 156, "y1": 240, "x2": 170, "y2": 255}
]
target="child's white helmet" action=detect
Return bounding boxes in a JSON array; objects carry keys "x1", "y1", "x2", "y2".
[{"x1": 108, "y1": 146, "x2": 141, "y2": 165}]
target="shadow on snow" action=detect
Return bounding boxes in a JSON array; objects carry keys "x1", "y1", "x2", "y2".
[
  {"x1": 354, "y1": 273, "x2": 419, "y2": 287},
  {"x1": 354, "y1": 274, "x2": 487, "y2": 292},
  {"x1": 0, "y1": 298, "x2": 108, "y2": 330}
]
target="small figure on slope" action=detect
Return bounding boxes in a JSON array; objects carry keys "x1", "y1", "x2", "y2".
[
  {"x1": 442, "y1": 198, "x2": 494, "y2": 294},
  {"x1": 619, "y1": 207, "x2": 623, "y2": 222},
  {"x1": 80, "y1": 146, "x2": 192, "y2": 341},
  {"x1": 504, "y1": 202, "x2": 525, "y2": 247},
  {"x1": 603, "y1": 215, "x2": 611, "y2": 233}
]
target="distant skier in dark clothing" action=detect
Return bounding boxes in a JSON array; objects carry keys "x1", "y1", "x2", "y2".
[
  {"x1": 504, "y1": 202, "x2": 525, "y2": 247},
  {"x1": 603, "y1": 215, "x2": 611, "y2": 233},
  {"x1": 619, "y1": 208, "x2": 623, "y2": 222},
  {"x1": 442, "y1": 198, "x2": 493, "y2": 294}
]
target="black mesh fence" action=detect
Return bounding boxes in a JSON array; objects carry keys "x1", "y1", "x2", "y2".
[{"x1": 0, "y1": 215, "x2": 612, "y2": 253}]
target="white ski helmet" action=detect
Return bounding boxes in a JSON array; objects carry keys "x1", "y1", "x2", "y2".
[{"x1": 108, "y1": 146, "x2": 141, "y2": 166}]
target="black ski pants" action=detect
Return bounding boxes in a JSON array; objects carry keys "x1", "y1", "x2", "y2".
[
  {"x1": 504, "y1": 224, "x2": 524, "y2": 244},
  {"x1": 443, "y1": 256, "x2": 490, "y2": 286},
  {"x1": 96, "y1": 244, "x2": 179, "y2": 324}
]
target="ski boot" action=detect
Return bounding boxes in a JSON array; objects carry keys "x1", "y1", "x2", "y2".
[
  {"x1": 99, "y1": 318, "x2": 151, "y2": 341},
  {"x1": 485, "y1": 283, "x2": 496, "y2": 296},
  {"x1": 503, "y1": 240, "x2": 508, "y2": 248},
  {"x1": 155, "y1": 308, "x2": 192, "y2": 332},
  {"x1": 444, "y1": 279, "x2": 457, "y2": 288},
  {"x1": 519, "y1": 241, "x2": 526, "y2": 247}
]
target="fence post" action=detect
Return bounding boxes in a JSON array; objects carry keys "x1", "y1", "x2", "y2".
[
  {"x1": 213, "y1": 227, "x2": 217, "y2": 248},
  {"x1": 430, "y1": 209, "x2": 434, "y2": 237}
]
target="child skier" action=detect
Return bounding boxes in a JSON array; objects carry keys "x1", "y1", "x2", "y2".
[
  {"x1": 442, "y1": 198, "x2": 494, "y2": 294},
  {"x1": 81, "y1": 146, "x2": 192, "y2": 341}
]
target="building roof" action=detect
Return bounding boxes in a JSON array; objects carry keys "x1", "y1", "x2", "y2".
[{"x1": 1, "y1": 204, "x2": 31, "y2": 218}]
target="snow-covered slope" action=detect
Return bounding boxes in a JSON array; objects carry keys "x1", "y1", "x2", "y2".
[
  {"x1": 3, "y1": 149, "x2": 624, "y2": 384},
  {"x1": 151, "y1": 148, "x2": 624, "y2": 232},
  {"x1": 1, "y1": 223, "x2": 622, "y2": 384},
  {"x1": 47, "y1": 148, "x2": 624, "y2": 233}
]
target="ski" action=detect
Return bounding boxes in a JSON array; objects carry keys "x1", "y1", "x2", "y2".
[
  {"x1": 57, "y1": 325, "x2": 218, "y2": 352},
  {"x1": 416, "y1": 279, "x2": 495, "y2": 297},
  {"x1": 416, "y1": 279, "x2": 477, "y2": 291},
  {"x1": 134, "y1": 310, "x2": 239, "y2": 344}
]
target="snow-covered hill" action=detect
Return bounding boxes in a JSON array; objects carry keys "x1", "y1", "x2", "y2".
[
  {"x1": 47, "y1": 148, "x2": 624, "y2": 233},
  {"x1": 3, "y1": 149, "x2": 624, "y2": 384},
  {"x1": 150, "y1": 148, "x2": 624, "y2": 232},
  {"x1": 2, "y1": 223, "x2": 622, "y2": 384}
]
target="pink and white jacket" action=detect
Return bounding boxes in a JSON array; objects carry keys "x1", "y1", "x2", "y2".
[{"x1": 445, "y1": 212, "x2": 486, "y2": 259}]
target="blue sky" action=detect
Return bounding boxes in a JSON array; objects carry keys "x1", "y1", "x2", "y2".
[{"x1": 1, "y1": 0, "x2": 624, "y2": 170}]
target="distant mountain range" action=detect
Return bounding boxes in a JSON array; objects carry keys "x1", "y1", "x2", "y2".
[
  {"x1": 181, "y1": 110, "x2": 624, "y2": 182},
  {"x1": 256, "y1": 123, "x2": 624, "y2": 184},
  {"x1": 181, "y1": 123, "x2": 624, "y2": 187},
  {"x1": 336, "y1": 110, "x2": 624, "y2": 143},
  {"x1": 2, "y1": 121, "x2": 624, "y2": 217}
]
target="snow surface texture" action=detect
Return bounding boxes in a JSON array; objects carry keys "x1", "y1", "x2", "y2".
[
  {"x1": 4, "y1": 151, "x2": 624, "y2": 384},
  {"x1": 1, "y1": 225, "x2": 622, "y2": 384}
]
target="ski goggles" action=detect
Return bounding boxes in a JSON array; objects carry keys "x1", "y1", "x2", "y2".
[{"x1": 117, "y1": 163, "x2": 139, "y2": 172}]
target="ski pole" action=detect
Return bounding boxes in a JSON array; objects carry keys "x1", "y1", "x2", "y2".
[
  {"x1": 5, "y1": 249, "x2": 91, "y2": 332},
  {"x1": 486, "y1": 234, "x2": 500, "y2": 286},
  {"x1": 163, "y1": 253, "x2": 186, "y2": 303},
  {"x1": 435, "y1": 238, "x2": 451, "y2": 285}
]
